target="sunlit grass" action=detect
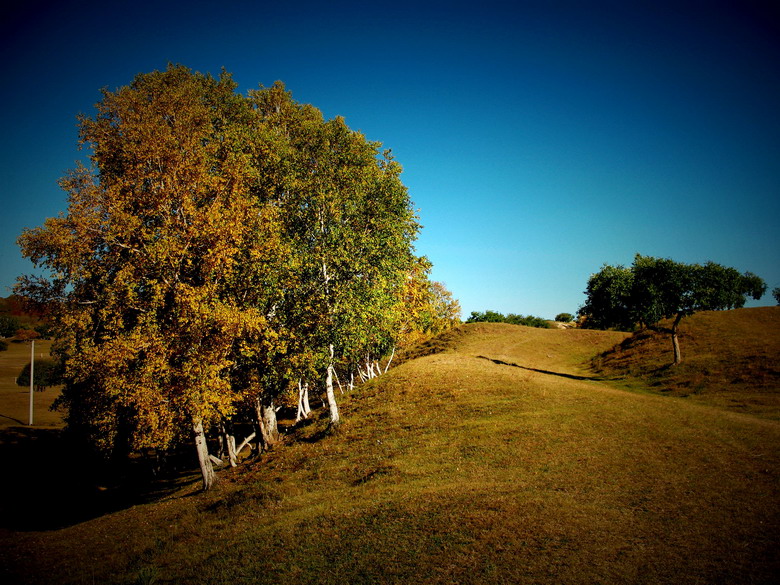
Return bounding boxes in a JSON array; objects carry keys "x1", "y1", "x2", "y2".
[{"x1": 2, "y1": 314, "x2": 778, "y2": 584}]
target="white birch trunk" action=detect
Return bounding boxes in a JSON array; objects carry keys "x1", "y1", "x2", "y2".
[
  {"x1": 296, "y1": 380, "x2": 312, "y2": 422},
  {"x1": 255, "y1": 395, "x2": 280, "y2": 451},
  {"x1": 333, "y1": 368, "x2": 344, "y2": 394},
  {"x1": 236, "y1": 432, "x2": 256, "y2": 456},
  {"x1": 193, "y1": 417, "x2": 216, "y2": 491},
  {"x1": 325, "y1": 344, "x2": 340, "y2": 427},
  {"x1": 226, "y1": 433, "x2": 237, "y2": 467},
  {"x1": 302, "y1": 382, "x2": 311, "y2": 417},
  {"x1": 384, "y1": 346, "x2": 396, "y2": 373},
  {"x1": 296, "y1": 381, "x2": 306, "y2": 422}
]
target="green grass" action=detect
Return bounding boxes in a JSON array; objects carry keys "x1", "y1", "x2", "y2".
[{"x1": 1, "y1": 314, "x2": 779, "y2": 584}]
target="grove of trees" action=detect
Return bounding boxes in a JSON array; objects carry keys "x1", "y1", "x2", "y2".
[
  {"x1": 578, "y1": 254, "x2": 766, "y2": 365},
  {"x1": 16, "y1": 65, "x2": 459, "y2": 490},
  {"x1": 466, "y1": 311, "x2": 551, "y2": 328}
]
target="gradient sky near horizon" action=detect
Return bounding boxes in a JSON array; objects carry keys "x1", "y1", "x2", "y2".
[{"x1": 1, "y1": 0, "x2": 778, "y2": 319}]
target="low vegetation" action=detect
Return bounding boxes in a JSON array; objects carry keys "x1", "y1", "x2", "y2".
[
  {"x1": 2, "y1": 308, "x2": 777, "y2": 584},
  {"x1": 466, "y1": 310, "x2": 551, "y2": 328}
]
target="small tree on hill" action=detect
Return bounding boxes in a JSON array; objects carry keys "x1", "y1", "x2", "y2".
[
  {"x1": 773, "y1": 287, "x2": 780, "y2": 305},
  {"x1": 579, "y1": 255, "x2": 766, "y2": 365}
]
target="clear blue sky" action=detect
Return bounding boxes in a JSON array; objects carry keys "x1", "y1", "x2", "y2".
[{"x1": 1, "y1": 0, "x2": 778, "y2": 319}]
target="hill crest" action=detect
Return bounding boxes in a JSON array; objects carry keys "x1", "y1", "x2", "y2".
[{"x1": 591, "y1": 306, "x2": 780, "y2": 419}]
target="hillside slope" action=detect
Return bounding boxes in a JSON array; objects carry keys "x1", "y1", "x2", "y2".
[
  {"x1": 592, "y1": 306, "x2": 780, "y2": 419},
  {"x1": 2, "y1": 322, "x2": 778, "y2": 585}
]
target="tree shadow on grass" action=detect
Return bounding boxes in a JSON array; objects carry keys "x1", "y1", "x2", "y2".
[
  {"x1": 476, "y1": 355, "x2": 611, "y2": 382},
  {"x1": 0, "y1": 427, "x2": 198, "y2": 532}
]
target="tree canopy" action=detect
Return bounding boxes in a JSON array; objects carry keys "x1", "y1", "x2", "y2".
[
  {"x1": 16, "y1": 65, "x2": 458, "y2": 489},
  {"x1": 578, "y1": 254, "x2": 766, "y2": 364}
]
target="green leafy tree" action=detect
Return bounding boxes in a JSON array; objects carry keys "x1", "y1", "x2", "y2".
[
  {"x1": 555, "y1": 313, "x2": 574, "y2": 323},
  {"x1": 773, "y1": 287, "x2": 780, "y2": 305},
  {"x1": 397, "y1": 256, "x2": 461, "y2": 346},
  {"x1": 466, "y1": 310, "x2": 505, "y2": 323},
  {"x1": 0, "y1": 314, "x2": 21, "y2": 337},
  {"x1": 466, "y1": 311, "x2": 550, "y2": 328},
  {"x1": 577, "y1": 264, "x2": 635, "y2": 330},
  {"x1": 580, "y1": 255, "x2": 766, "y2": 365},
  {"x1": 17, "y1": 68, "x2": 424, "y2": 487},
  {"x1": 17, "y1": 359, "x2": 63, "y2": 391},
  {"x1": 250, "y1": 83, "x2": 419, "y2": 429}
]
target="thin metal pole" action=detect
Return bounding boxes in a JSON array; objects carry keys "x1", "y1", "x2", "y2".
[{"x1": 29, "y1": 339, "x2": 35, "y2": 426}]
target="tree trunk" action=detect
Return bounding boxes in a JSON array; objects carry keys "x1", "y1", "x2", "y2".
[
  {"x1": 333, "y1": 368, "x2": 344, "y2": 394},
  {"x1": 224, "y1": 420, "x2": 237, "y2": 467},
  {"x1": 255, "y1": 394, "x2": 280, "y2": 451},
  {"x1": 296, "y1": 380, "x2": 312, "y2": 422},
  {"x1": 671, "y1": 313, "x2": 683, "y2": 366},
  {"x1": 302, "y1": 382, "x2": 311, "y2": 417},
  {"x1": 325, "y1": 344, "x2": 340, "y2": 428},
  {"x1": 384, "y1": 346, "x2": 396, "y2": 373},
  {"x1": 236, "y1": 432, "x2": 256, "y2": 456},
  {"x1": 193, "y1": 417, "x2": 216, "y2": 491}
]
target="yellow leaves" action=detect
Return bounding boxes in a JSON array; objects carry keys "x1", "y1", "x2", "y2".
[{"x1": 20, "y1": 65, "x2": 444, "y2": 467}]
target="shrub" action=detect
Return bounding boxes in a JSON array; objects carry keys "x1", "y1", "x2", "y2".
[
  {"x1": 466, "y1": 310, "x2": 505, "y2": 323},
  {"x1": 0, "y1": 314, "x2": 21, "y2": 337},
  {"x1": 467, "y1": 311, "x2": 551, "y2": 329},
  {"x1": 555, "y1": 313, "x2": 574, "y2": 323},
  {"x1": 16, "y1": 359, "x2": 63, "y2": 391}
]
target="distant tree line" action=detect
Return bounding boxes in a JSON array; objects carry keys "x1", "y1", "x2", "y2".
[
  {"x1": 16, "y1": 66, "x2": 459, "y2": 490},
  {"x1": 466, "y1": 310, "x2": 551, "y2": 329},
  {"x1": 578, "y1": 254, "x2": 766, "y2": 365}
]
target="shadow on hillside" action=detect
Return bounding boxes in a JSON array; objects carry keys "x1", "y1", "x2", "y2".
[
  {"x1": 476, "y1": 356, "x2": 610, "y2": 381},
  {"x1": 0, "y1": 427, "x2": 197, "y2": 532}
]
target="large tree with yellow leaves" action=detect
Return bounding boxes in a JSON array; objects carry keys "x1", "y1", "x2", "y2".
[
  {"x1": 17, "y1": 66, "x2": 275, "y2": 489},
  {"x1": 17, "y1": 66, "x2": 452, "y2": 490}
]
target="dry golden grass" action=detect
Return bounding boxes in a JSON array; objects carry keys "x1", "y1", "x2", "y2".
[
  {"x1": 1, "y1": 317, "x2": 778, "y2": 584},
  {"x1": 592, "y1": 306, "x2": 780, "y2": 419}
]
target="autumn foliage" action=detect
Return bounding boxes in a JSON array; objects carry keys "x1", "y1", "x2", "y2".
[{"x1": 16, "y1": 65, "x2": 459, "y2": 489}]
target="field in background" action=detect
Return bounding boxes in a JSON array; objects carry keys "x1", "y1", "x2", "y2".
[
  {"x1": 1, "y1": 309, "x2": 778, "y2": 584},
  {"x1": 0, "y1": 339, "x2": 63, "y2": 429}
]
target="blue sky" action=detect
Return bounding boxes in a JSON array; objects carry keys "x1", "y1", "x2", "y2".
[{"x1": 1, "y1": 0, "x2": 778, "y2": 319}]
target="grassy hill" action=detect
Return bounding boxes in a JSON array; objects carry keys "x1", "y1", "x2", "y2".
[
  {"x1": 591, "y1": 306, "x2": 780, "y2": 419},
  {"x1": 1, "y1": 313, "x2": 779, "y2": 584}
]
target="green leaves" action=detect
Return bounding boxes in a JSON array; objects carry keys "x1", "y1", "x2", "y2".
[
  {"x1": 16, "y1": 65, "x2": 444, "y2": 479},
  {"x1": 579, "y1": 255, "x2": 767, "y2": 363},
  {"x1": 580, "y1": 255, "x2": 767, "y2": 331}
]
